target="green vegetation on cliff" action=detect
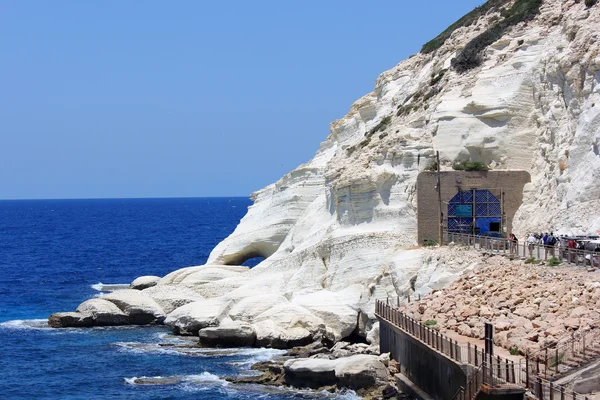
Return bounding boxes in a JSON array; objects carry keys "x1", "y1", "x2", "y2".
[{"x1": 421, "y1": 0, "x2": 543, "y2": 73}]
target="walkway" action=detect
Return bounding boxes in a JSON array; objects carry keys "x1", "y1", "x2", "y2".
[{"x1": 445, "y1": 232, "x2": 599, "y2": 269}]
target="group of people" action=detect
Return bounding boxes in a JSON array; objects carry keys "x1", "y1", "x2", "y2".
[{"x1": 526, "y1": 232, "x2": 558, "y2": 247}]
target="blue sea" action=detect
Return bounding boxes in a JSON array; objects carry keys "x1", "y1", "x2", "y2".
[{"x1": 0, "y1": 198, "x2": 357, "y2": 400}]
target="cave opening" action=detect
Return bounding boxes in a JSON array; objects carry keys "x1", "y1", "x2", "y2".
[{"x1": 241, "y1": 257, "x2": 265, "y2": 268}]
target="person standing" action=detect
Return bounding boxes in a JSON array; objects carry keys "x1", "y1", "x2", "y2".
[
  {"x1": 527, "y1": 233, "x2": 537, "y2": 257},
  {"x1": 509, "y1": 233, "x2": 518, "y2": 255}
]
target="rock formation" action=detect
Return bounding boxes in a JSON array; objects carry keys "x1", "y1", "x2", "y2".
[{"x1": 50, "y1": 0, "x2": 600, "y2": 350}]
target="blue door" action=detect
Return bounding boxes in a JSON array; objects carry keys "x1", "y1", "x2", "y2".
[{"x1": 448, "y1": 190, "x2": 501, "y2": 234}]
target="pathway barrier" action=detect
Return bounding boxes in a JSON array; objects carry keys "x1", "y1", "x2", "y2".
[
  {"x1": 445, "y1": 232, "x2": 600, "y2": 268},
  {"x1": 376, "y1": 300, "x2": 591, "y2": 400}
]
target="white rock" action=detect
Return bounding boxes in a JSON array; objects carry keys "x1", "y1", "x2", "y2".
[
  {"x1": 76, "y1": 298, "x2": 129, "y2": 326},
  {"x1": 102, "y1": 289, "x2": 166, "y2": 325},
  {"x1": 227, "y1": 293, "x2": 289, "y2": 322},
  {"x1": 130, "y1": 276, "x2": 160, "y2": 290},
  {"x1": 142, "y1": 285, "x2": 204, "y2": 314},
  {"x1": 334, "y1": 354, "x2": 388, "y2": 390},
  {"x1": 198, "y1": 319, "x2": 256, "y2": 347},
  {"x1": 164, "y1": 298, "x2": 232, "y2": 335},
  {"x1": 292, "y1": 290, "x2": 359, "y2": 341}
]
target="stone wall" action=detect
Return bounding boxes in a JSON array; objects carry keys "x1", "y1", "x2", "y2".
[{"x1": 417, "y1": 171, "x2": 531, "y2": 244}]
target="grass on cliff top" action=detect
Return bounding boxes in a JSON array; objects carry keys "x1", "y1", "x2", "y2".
[
  {"x1": 421, "y1": 0, "x2": 509, "y2": 54},
  {"x1": 451, "y1": 0, "x2": 543, "y2": 72},
  {"x1": 421, "y1": 0, "x2": 543, "y2": 73}
]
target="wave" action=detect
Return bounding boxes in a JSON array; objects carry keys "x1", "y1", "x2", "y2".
[
  {"x1": 113, "y1": 342, "x2": 286, "y2": 360},
  {"x1": 0, "y1": 319, "x2": 49, "y2": 330},
  {"x1": 90, "y1": 282, "x2": 129, "y2": 292},
  {"x1": 124, "y1": 372, "x2": 228, "y2": 387},
  {"x1": 0, "y1": 319, "x2": 88, "y2": 334}
]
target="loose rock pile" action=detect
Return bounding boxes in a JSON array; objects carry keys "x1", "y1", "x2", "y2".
[{"x1": 401, "y1": 256, "x2": 600, "y2": 355}]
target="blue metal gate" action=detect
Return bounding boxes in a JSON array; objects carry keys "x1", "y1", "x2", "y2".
[{"x1": 448, "y1": 190, "x2": 501, "y2": 234}]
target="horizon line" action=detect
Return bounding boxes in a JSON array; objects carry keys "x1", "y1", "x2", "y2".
[{"x1": 0, "y1": 195, "x2": 253, "y2": 201}]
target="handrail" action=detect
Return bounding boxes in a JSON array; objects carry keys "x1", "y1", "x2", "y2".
[{"x1": 445, "y1": 231, "x2": 600, "y2": 268}]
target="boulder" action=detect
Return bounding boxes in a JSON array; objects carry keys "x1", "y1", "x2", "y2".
[
  {"x1": 283, "y1": 355, "x2": 388, "y2": 390},
  {"x1": 334, "y1": 354, "x2": 388, "y2": 390},
  {"x1": 252, "y1": 320, "x2": 314, "y2": 349},
  {"x1": 178, "y1": 267, "x2": 248, "y2": 285},
  {"x1": 283, "y1": 358, "x2": 338, "y2": 388},
  {"x1": 253, "y1": 302, "x2": 326, "y2": 334},
  {"x1": 142, "y1": 285, "x2": 203, "y2": 314},
  {"x1": 292, "y1": 290, "x2": 359, "y2": 341},
  {"x1": 158, "y1": 265, "x2": 249, "y2": 285},
  {"x1": 130, "y1": 276, "x2": 160, "y2": 290},
  {"x1": 366, "y1": 322, "x2": 380, "y2": 345},
  {"x1": 102, "y1": 289, "x2": 166, "y2": 325},
  {"x1": 198, "y1": 320, "x2": 256, "y2": 347},
  {"x1": 76, "y1": 298, "x2": 129, "y2": 326},
  {"x1": 48, "y1": 312, "x2": 93, "y2": 328},
  {"x1": 228, "y1": 293, "x2": 289, "y2": 322},
  {"x1": 164, "y1": 298, "x2": 232, "y2": 335}
]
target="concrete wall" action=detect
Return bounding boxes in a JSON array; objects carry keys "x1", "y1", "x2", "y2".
[
  {"x1": 379, "y1": 318, "x2": 470, "y2": 400},
  {"x1": 416, "y1": 171, "x2": 531, "y2": 244}
]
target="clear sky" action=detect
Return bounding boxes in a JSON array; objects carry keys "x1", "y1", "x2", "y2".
[{"x1": 1, "y1": 0, "x2": 483, "y2": 199}]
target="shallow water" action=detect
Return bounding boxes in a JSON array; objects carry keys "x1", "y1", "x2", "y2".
[{"x1": 0, "y1": 198, "x2": 357, "y2": 399}]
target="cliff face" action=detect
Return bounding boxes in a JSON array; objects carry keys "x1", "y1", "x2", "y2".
[
  {"x1": 210, "y1": 1, "x2": 599, "y2": 267},
  {"x1": 58, "y1": 1, "x2": 600, "y2": 342}
]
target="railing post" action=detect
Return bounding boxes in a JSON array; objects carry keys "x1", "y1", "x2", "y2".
[
  {"x1": 555, "y1": 347, "x2": 559, "y2": 373},
  {"x1": 561, "y1": 386, "x2": 565, "y2": 400},
  {"x1": 468, "y1": 342, "x2": 472, "y2": 364},
  {"x1": 583, "y1": 334, "x2": 586, "y2": 360},
  {"x1": 526, "y1": 354, "x2": 530, "y2": 388},
  {"x1": 538, "y1": 377, "x2": 543, "y2": 400},
  {"x1": 550, "y1": 381, "x2": 554, "y2": 400},
  {"x1": 475, "y1": 345, "x2": 479, "y2": 366},
  {"x1": 497, "y1": 355, "x2": 501, "y2": 379},
  {"x1": 545, "y1": 348, "x2": 549, "y2": 379}
]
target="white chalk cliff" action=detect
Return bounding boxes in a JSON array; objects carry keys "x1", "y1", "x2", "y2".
[{"x1": 59, "y1": 0, "x2": 600, "y2": 344}]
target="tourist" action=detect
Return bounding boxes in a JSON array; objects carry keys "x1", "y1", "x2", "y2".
[
  {"x1": 509, "y1": 233, "x2": 518, "y2": 254},
  {"x1": 527, "y1": 233, "x2": 537, "y2": 257}
]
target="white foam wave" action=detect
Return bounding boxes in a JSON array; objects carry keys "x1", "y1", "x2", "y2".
[
  {"x1": 0, "y1": 319, "x2": 89, "y2": 334},
  {"x1": 0, "y1": 319, "x2": 49, "y2": 330},
  {"x1": 183, "y1": 372, "x2": 228, "y2": 385},
  {"x1": 90, "y1": 282, "x2": 129, "y2": 292},
  {"x1": 124, "y1": 372, "x2": 228, "y2": 387}
]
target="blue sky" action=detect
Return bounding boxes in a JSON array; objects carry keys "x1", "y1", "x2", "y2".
[{"x1": 1, "y1": 1, "x2": 483, "y2": 199}]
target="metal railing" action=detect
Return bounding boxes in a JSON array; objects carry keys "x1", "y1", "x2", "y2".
[
  {"x1": 376, "y1": 300, "x2": 520, "y2": 379},
  {"x1": 528, "y1": 323, "x2": 600, "y2": 379},
  {"x1": 376, "y1": 300, "x2": 593, "y2": 400},
  {"x1": 445, "y1": 232, "x2": 600, "y2": 267}
]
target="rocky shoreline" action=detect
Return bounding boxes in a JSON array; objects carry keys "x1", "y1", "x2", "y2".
[
  {"x1": 127, "y1": 331, "x2": 404, "y2": 399},
  {"x1": 49, "y1": 274, "x2": 405, "y2": 398}
]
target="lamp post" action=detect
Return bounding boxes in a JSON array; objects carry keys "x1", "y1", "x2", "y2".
[{"x1": 436, "y1": 151, "x2": 443, "y2": 245}]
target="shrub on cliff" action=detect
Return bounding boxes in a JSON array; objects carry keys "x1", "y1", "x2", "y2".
[
  {"x1": 422, "y1": 239, "x2": 437, "y2": 247},
  {"x1": 452, "y1": 0, "x2": 542, "y2": 73},
  {"x1": 585, "y1": 0, "x2": 597, "y2": 7},
  {"x1": 421, "y1": 0, "x2": 508, "y2": 54},
  {"x1": 452, "y1": 161, "x2": 489, "y2": 171}
]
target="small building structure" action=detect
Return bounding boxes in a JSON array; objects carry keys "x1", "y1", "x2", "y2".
[{"x1": 416, "y1": 171, "x2": 530, "y2": 244}]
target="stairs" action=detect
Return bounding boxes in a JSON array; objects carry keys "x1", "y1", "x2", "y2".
[{"x1": 544, "y1": 336, "x2": 600, "y2": 379}]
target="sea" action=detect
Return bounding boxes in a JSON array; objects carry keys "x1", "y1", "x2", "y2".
[{"x1": 0, "y1": 198, "x2": 358, "y2": 400}]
